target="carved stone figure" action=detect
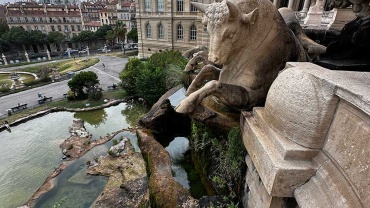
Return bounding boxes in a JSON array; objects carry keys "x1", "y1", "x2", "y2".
[
  {"x1": 175, "y1": 0, "x2": 308, "y2": 114},
  {"x1": 322, "y1": 0, "x2": 370, "y2": 61}
]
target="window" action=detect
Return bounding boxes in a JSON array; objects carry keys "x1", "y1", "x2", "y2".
[
  {"x1": 177, "y1": 0, "x2": 184, "y2": 11},
  {"x1": 9, "y1": 17, "x2": 13, "y2": 23},
  {"x1": 190, "y1": 25, "x2": 196, "y2": 40},
  {"x1": 71, "y1": 25, "x2": 75, "y2": 31},
  {"x1": 190, "y1": 0, "x2": 198, "y2": 12},
  {"x1": 146, "y1": 23, "x2": 152, "y2": 38},
  {"x1": 51, "y1": 25, "x2": 55, "y2": 31},
  {"x1": 158, "y1": 23, "x2": 164, "y2": 39},
  {"x1": 64, "y1": 25, "x2": 68, "y2": 32},
  {"x1": 34, "y1": 26, "x2": 38, "y2": 30},
  {"x1": 177, "y1": 24, "x2": 183, "y2": 40},
  {"x1": 17, "y1": 17, "x2": 20, "y2": 23},
  {"x1": 25, "y1": 17, "x2": 28, "y2": 22},
  {"x1": 41, "y1": 25, "x2": 45, "y2": 31},
  {"x1": 32, "y1": 17, "x2": 36, "y2": 22},
  {"x1": 144, "y1": 0, "x2": 151, "y2": 12},
  {"x1": 39, "y1": 17, "x2": 43, "y2": 22},
  {"x1": 77, "y1": 25, "x2": 81, "y2": 31},
  {"x1": 158, "y1": 0, "x2": 164, "y2": 12},
  {"x1": 26, "y1": 26, "x2": 31, "y2": 31},
  {"x1": 57, "y1": 25, "x2": 61, "y2": 31}
]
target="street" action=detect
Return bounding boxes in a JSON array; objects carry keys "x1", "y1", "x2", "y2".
[{"x1": 0, "y1": 55, "x2": 128, "y2": 117}]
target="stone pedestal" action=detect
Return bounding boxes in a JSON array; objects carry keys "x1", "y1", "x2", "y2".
[
  {"x1": 304, "y1": 1, "x2": 324, "y2": 26},
  {"x1": 242, "y1": 62, "x2": 370, "y2": 208}
]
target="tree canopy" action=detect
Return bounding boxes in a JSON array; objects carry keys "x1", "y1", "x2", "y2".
[
  {"x1": 95, "y1": 24, "x2": 113, "y2": 39},
  {"x1": 127, "y1": 28, "x2": 138, "y2": 43},
  {"x1": 120, "y1": 50, "x2": 187, "y2": 105},
  {"x1": 68, "y1": 71, "x2": 100, "y2": 99},
  {"x1": 114, "y1": 21, "x2": 127, "y2": 43},
  {"x1": 46, "y1": 31, "x2": 66, "y2": 44}
]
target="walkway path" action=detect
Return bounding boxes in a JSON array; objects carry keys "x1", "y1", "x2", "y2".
[{"x1": 0, "y1": 55, "x2": 128, "y2": 117}]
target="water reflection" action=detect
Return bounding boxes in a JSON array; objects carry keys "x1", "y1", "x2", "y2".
[
  {"x1": 74, "y1": 108, "x2": 108, "y2": 127},
  {"x1": 0, "y1": 102, "x2": 146, "y2": 208},
  {"x1": 165, "y1": 137, "x2": 190, "y2": 189},
  {"x1": 121, "y1": 101, "x2": 150, "y2": 127}
]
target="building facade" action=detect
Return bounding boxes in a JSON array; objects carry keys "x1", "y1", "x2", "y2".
[
  {"x1": 117, "y1": 0, "x2": 136, "y2": 32},
  {"x1": 6, "y1": 2, "x2": 82, "y2": 39},
  {"x1": 100, "y1": 0, "x2": 118, "y2": 26},
  {"x1": 136, "y1": 0, "x2": 216, "y2": 58},
  {"x1": 80, "y1": 1, "x2": 105, "y2": 30},
  {"x1": 5, "y1": 2, "x2": 83, "y2": 52},
  {"x1": 135, "y1": 0, "x2": 338, "y2": 58}
]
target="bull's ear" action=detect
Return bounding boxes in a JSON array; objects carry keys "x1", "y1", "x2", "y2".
[
  {"x1": 226, "y1": 0, "x2": 240, "y2": 20},
  {"x1": 241, "y1": 8, "x2": 259, "y2": 25},
  {"x1": 191, "y1": 2, "x2": 208, "y2": 13}
]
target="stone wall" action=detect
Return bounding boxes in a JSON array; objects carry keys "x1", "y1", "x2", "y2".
[{"x1": 241, "y1": 62, "x2": 370, "y2": 207}]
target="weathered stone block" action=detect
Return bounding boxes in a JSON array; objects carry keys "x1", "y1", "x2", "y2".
[
  {"x1": 242, "y1": 112, "x2": 317, "y2": 197},
  {"x1": 324, "y1": 100, "x2": 370, "y2": 205},
  {"x1": 253, "y1": 107, "x2": 320, "y2": 160},
  {"x1": 263, "y1": 65, "x2": 339, "y2": 149}
]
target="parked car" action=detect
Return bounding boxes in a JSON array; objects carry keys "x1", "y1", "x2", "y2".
[
  {"x1": 78, "y1": 49, "x2": 88, "y2": 54},
  {"x1": 63, "y1": 48, "x2": 78, "y2": 56}
]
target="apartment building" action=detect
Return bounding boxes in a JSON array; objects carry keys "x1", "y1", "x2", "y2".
[
  {"x1": 6, "y1": 2, "x2": 82, "y2": 39},
  {"x1": 5, "y1": 2, "x2": 82, "y2": 52},
  {"x1": 100, "y1": 0, "x2": 118, "y2": 26},
  {"x1": 80, "y1": 1, "x2": 105, "y2": 30},
  {"x1": 117, "y1": 0, "x2": 136, "y2": 31}
]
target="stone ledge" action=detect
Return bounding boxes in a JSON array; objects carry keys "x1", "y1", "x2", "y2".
[
  {"x1": 295, "y1": 152, "x2": 363, "y2": 208},
  {"x1": 252, "y1": 108, "x2": 320, "y2": 160},
  {"x1": 241, "y1": 111, "x2": 317, "y2": 197}
]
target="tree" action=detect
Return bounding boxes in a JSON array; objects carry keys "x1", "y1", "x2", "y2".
[
  {"x1": 79, "y1": 30, "x2": 95, "y2": 43},
  {"x1": 28, "y1": 30, "x2": 47, "y2": 45},
  {"x1": 47, "y1": 31, "x2": 65, "y2": 44},
  {"x1": 0, "y1": 20, "x2": 9, "y2": 37},
  {"x1": 67, "y1": 71, "x2": 100, "y2": 99},
  {"x1": 1, "y1": 27, "x2": 28, "y2": 46},
  {"x1": 127, "y1": 28, "x2": 138, "y2": 43},
  {"x1": 95, "y1": 25, "x2": 113, "y2": 39},
  {"x1": 114, "y1": 21, "x2": 127, "y2": 43},
  {"x1": 120, "y1": 50, "x2": 187, "y2": 105},
  {"x1": 120, "y1": 57, "x2": 144, "y2": 95},
  {"x1": 105, "y1": 30, "x2": 116, "y2": 46}
]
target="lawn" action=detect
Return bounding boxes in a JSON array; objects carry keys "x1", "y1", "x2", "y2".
[{"x1": 16, "y1": 58, "x2": 100, "y2": 74}]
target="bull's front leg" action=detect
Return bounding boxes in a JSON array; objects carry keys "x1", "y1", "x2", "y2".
[
  {"x1": 176, "y1": 80, "x2": 254, "y2": 114},
  {"x1": 184, "y1": 51, "x2": 209, "y2": 72},
  {"x1": 186, "y1": 64, "x2": 221, "y2": 96}
]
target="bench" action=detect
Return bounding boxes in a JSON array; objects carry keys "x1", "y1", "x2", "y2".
[
  {"x1": 108, "y1": 85, "x2": 117, "y2": 90},
  {"x1": 38, "y1": 97, "x2": 53, "y2": 104},
  {"x1": 11, "y1": 104, "x2": 27, "y2": 112}
]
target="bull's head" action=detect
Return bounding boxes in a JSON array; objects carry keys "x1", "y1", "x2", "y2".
[{"x1": 191, "y1": 0, "x2": 259, "y2": 65}]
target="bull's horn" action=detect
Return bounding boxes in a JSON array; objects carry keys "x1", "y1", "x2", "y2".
[
  {"x1": 226, "y1": 0, "x2": 240, "y2": 20},
  {"x1": 191, "y1": 2, "x2": 208, "y2": 13},
  {"x1": 241, "y1": 8, "x2": 259, "y2": 25}
]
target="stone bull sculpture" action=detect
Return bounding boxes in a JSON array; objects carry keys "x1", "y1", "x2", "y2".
[{"x1": 175, "y1": 0, "x2": 309, "y2": 114}]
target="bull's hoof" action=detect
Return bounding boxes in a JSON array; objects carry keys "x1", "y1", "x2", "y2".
[{"x1": 175, "y1": 100, "x2": 196, "y2": 114}]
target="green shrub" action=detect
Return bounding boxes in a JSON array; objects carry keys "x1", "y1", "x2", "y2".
[
  {"x1": 112, "y1": 139, "x2": 118, "y2": 145},
  {"x1": 0, "y1": 85, "x2": 10, "y2": 93},
  {"x1": 119, "y1": 50, "x2": 187, "y2": 105},
  {"x1": 108, "y1": 149, "x2": 114, "y2": 156}
]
